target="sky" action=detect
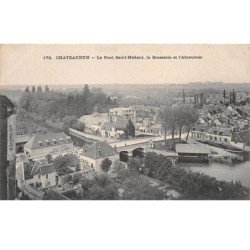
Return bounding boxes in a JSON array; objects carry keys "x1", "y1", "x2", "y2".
[{"x1": 0, "y1": 44, "x2": 249, "y2": 86}]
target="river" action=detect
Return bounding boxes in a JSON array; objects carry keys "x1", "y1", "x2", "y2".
[
  {"x1": 178, "y1": 157, "x2": 250, "y2": 188},
  {"x1": 70, "y1": 133, "x2": 250, "y2": 187}
]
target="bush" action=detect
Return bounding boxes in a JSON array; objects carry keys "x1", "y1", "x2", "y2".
[{"x1": 101, "y1": 158, "x2": 112, "y2": 172}]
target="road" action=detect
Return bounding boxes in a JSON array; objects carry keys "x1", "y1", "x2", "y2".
[{"x1": 110, "y1": 133, "x2": 187, "y2": 149}]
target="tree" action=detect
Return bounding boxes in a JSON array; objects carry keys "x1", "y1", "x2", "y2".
[
  {"x1": 54, "y1": 154, "x2": 80, "y2": 175},
  {"x1": 184, "y1": 108, "x2": 199, "y2": 142},
  {"x1": 72, "y1": 121, "x2": 85, "y2": 131},
  {"x1": 223, "y1": 89, "x2": 226, "y2": 103},
  {"x1": 128, "y1": 158, "x2": 143, "y2": 173},
  {"x1": 62, "y1": 115, "x2": 78, "y2": 130},
  {"x1": 144, "y1": 152, "x2": 171, "y2": 178},
  {"x1": 83, "y1": 84, "x2": 90, "y2": 97},
  {"x1": 109, "y1": 160, "x2": 127, "y2": 177},
  {"x1": 80, "y1": 174, "x2": 119, "y2": 200},
  {"x1": 45, "y1": 85, "x2": 49, "y2": 92},
  {"x1": 107, "y1": 96, "x2": 112, "y2": 106},
  {"x1": 25, "y1": 86, "x2": 30, "y2": 93},
  {"x1": 45, "y1": 154, "x2": 53, "y2": 163},
  {"x1": 124, "y1": 119, "x2": 135, "y2": 138},
  {"x1": 101, "y1": 158, "x2": 112, "y2": 172},
  {"x1": 175, "y1": 107, "x2": 188, "y2": 141},
  {"x1": 18, "y1": 92, "x2": 33, "y2": 111},
  {"x1": 32, "y1": 86, "x2": 36, "y2": 93},
  {"x1": 121, "y1": 175, "x2": 167, "y2": 200},
  {"x1": 159, "y1": 106, "x2": 176, "y2": 148},
  {"x1": 37, "y1": 85, "x2": 43, "y2": 92}
]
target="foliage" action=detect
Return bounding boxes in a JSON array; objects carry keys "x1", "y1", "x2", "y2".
[
  {"x1": 45, "y1": 154, "x2": 53, "y2": 163},
  {"x1": 121, "y1": 174, "x2": 167, "y2": 200},
  {"x1": 124, "y1": 119, "x2": 135, "y2": 138},
  {"x1": 128, "y1": 158, "x2": 143, "y2": 173},
  {"x1": 159, "y1": 106, "x2": 176, "y2": 148},
  {"x1": 54, "y1": 154, "x2": 80, "y2": 176},
  {"x1": 144, "y1": 152, "x2": 249, "y2": 200},
  {"x1": 80, "y1": 174, "x2": 119, "y2": 200},
  {"x1": 101, "y1": 158, "x2": 112, "y2": 172},
  {"x1": 18, "y1": 85, "x2": 117, "y2": 131},
  {"x1": 109, "y1": 159, "x2": 127, "y2": 176},
  {"x1": 159, "y1": 106, "x2": 199, "y2": 146}
]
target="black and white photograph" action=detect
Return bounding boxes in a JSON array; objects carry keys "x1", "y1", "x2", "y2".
[
  {"x1": 1, "y1": 44, "x2": 249, "y2": 200},
  {"x1": 1, "y1": 2, "x2": 250, "y2": 249}
]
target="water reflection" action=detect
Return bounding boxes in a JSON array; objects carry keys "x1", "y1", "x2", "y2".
[
  {"x1": 178, "y1": 158, "x2": 250, "y2": 188},
  {"x1": 210, "y1": 152, "x2": 244, "y2": 165}
]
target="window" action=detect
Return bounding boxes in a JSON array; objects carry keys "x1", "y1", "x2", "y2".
[
  {"x1": 46, "y1": 174, "x2": 48, "y2": 179},
  {"x1": 38, "y1": 175, "x2": 41, "y2": 179},
  {"x1": 224, "y1": 138, "x2": 228, "y2": 142}
]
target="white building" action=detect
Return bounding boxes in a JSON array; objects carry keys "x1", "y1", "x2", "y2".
[
  {"x1": 79, "y1": 141, "x2": 119, "y2": 172},
  {"x1": 78, "y1": 109, "x2": 108, "y2": 134},
  {"x1": 109, "y1": 106, "x2": 136, "y2": 125},
  {"x1": 100, "y1": 119, "x2": 130, "y2": 139},
  {"x1": 16, "y1": 159, "x2": 62, "y2": 189}
]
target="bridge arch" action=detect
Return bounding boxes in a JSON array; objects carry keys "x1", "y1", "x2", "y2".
[
  {"x1": 132, "y1": 147, "x2": 145, "y2": 158},
  {"x1": 119, "y1": 151, "x2": 129, "y2": 162}
]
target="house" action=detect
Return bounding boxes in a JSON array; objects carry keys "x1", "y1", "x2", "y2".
[
  {"x1": 100, "y1": 119, "x2": 132, "y2": 139},
  {"x1": 198, "y1": 116, "x2": 210, "y2": 125},
  {"x1": 24, "y1": 132, "x2": 73, "y2": 160},
  {"x1": 191, "y1": 125, "x2": 210, "y2": 141},
  {"x1": 212, "y1": 117, "x2": 228, "y2": 127},
  {"x1": 138, "y1": 118, "x2": 152, "y2": 133},
  {"x1": 78, "y1": 108, "x2": 109, "y2": 134},
  {"x1": 79, "y1": 141, "x2": 119, "y2": 172},
  {"x1": 231, "y1": 130, "x2": 250, "y2": 151},
  {"x1": 150, "y1": 124, "x2": 164, "y2": 135},
  {"x1": 32, "y1": 163, "x2": 61, "y2": 189},
  {"x1": 109, "y1": 106, "x2": 136, "y2": 125},
  {"x1": 16, "y1": 159, "x2": 62, "y2": 189},
  {"x1": 208, "y1": 127, "x2": 232, "y2": 145}
]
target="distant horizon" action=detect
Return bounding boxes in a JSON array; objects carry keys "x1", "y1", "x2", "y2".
[{"x1": 2, "y1": 81, "x2": 250, "y2": 88}]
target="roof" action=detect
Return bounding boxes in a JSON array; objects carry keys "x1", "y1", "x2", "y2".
[
  {"x1": 16, "y1": 153, "x2": 29, "y2": 163},
  {"x1": 192, "y1": 125, "x2": 210, "y2": 133},
  {"x1": 83, "y1": 141, "x2": 118, "y2": 159},
  {"x1": 15, "y1": 134, "x2": 32, "y2": 144},
  {"x1": 176, "y1": 144, "x2": 210, "y2": 154},
  {"x1": 231, "y1": 130, "x2": 250, "y2": 145},
  {"x1": 40, "y1": 164, "x2": 56, "y2": 176},
  {"x1": 101, "y1": 119, "x2": 129, "y2": 131},
  {"x1": 23, "y1": 159, "x2": 55, "y2": 179},
  {"x1": 24, "y1": 132, "x2": 71, "y2": 150},
  {"x1": 78, "y1": 113, "x2": 108, "y2": 127}
]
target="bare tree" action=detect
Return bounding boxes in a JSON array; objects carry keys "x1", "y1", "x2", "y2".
[
  {"x1": 159, "y1": 106, "x2": 177, "y2": 149},
  {"x1": 184, "y1": 108, "x2": 199, "y2": 142}
]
